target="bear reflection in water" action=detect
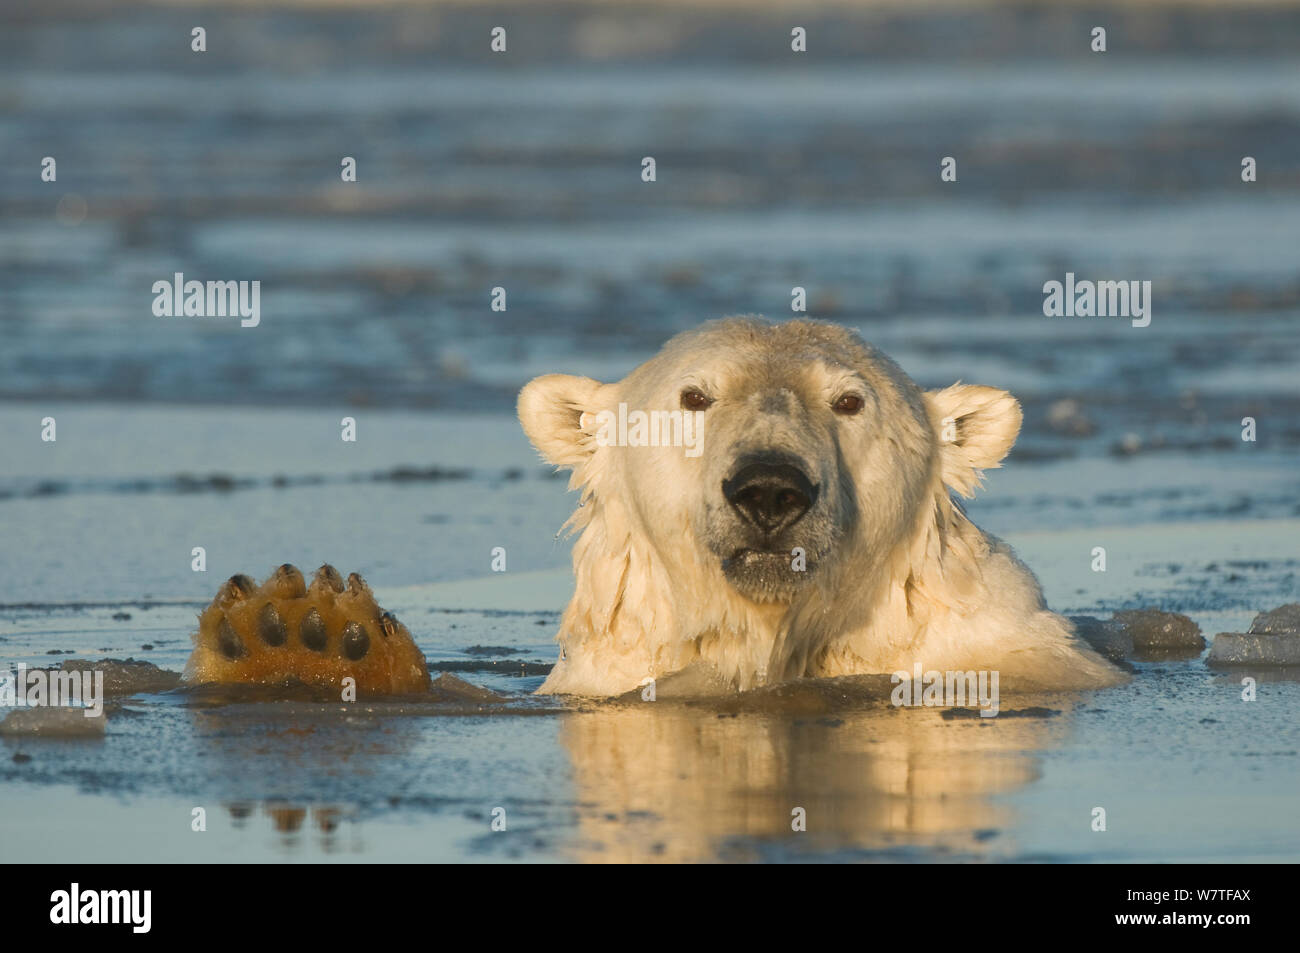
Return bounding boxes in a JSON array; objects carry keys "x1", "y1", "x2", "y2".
[
  {"x1": 556, "y1": 683, "x2": 1072, "y2": 863},
  {"x1": 223, "y1": 801, "x2": 359, "y2": 852}
]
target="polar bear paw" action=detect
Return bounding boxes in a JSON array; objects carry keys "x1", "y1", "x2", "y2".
[{"x1": 184, "y1": 564, "x2": 432, "y2": 695}]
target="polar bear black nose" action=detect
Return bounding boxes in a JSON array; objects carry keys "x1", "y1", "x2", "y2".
[{"x1": 723, "y1": 461, "x2": 816, "y2": 534}]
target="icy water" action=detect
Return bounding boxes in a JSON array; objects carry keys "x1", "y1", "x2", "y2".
[
  {"x1": 2, "y1": 2, "x2": 1300, "y2": 861},
  {"x1": 2, "y1": 406, "x2": 1298, "y2": 862}
]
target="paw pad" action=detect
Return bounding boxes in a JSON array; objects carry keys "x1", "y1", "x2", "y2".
[
  {"x1": 184, "y1": 564, "x2": 431, "y2": 695},
  {"x1": 258, "y1": 603, "x2": 287, "y2": 647},
  {"x1": 300, "y1": 607, "x2": 328, "y2": 651}
]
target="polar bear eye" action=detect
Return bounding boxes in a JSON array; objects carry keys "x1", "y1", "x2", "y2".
[
  {"x1": 833, "y1": 393, "x2": 864, "y2": 416},
  {"x1": 680, "y1": 388, "x2": 713, "y2": 411}
]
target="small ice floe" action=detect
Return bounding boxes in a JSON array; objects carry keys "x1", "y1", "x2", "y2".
[
  {"x1": 1113, "y1": 432, "x2": 1144, "y2": 457},
  {"x1": 0, "y1": 660, "x2": 179, "y2": 739},
  {"x1": 429, "y1": 672, "x2": 505, "y2": 703},
  {"x1": 1070, "y1": 616, "x2": 1132, "y2": 662},
  {"x1": 1208, "y1": 604, "x2": 1300, "y2": 667},
  {"x1": 1242, "y1": 604, "x2": 1300, "y2": 634},
  {"x1": 53, "y1": 658, "x2": 182, "y2": 696},
  {"x1": 1045, "y1": 398, "x2": 1096, "y2": 437},
  {"x1": 1071, "y1": 608, "x2": 1204, "y2": 662},
  {"x1": 0, "y1": 706, "x2": 106, "y2": 738},
  {"x1": 1111, "y1": 609, "x2": 1205, "y2": 658}
]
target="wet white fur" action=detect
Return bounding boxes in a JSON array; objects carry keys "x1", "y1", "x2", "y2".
[{"x1": 519, "y1": 317, "x2": 1124, "y2": 697}]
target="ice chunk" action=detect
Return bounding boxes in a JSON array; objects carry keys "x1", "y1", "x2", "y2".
[
  {"x1": 1208, "y1": 633, "x2": 1300, "y2": 667},
  {"x1": 1209, "y1": 605, "x2": 1300, "y2": 666},
  {"x1": 1071, "y1": 609, "x2": 1202, "y2": 661},
  {"x1": 1111, "y1": 608, "x2": 1205, "y2": 658},
  {"x1": 0, "y1": 706, "x2": 106, "y2": 738},
  {"x1": 1070, "y1": 616, "x2": 1132, "y2": 662},
  {"x1": 429, "y1": 672, "x2": 505, "y2": 703},
  {"x1": 1248, "y1": 603, "x2": 1300, "y2": 635},
  {"x1": 51, "y1": 658, "x2": 182, "y2": 696},
  {"x1": 1046, "y1": 398, "x2": 1096, "y2": 436}
]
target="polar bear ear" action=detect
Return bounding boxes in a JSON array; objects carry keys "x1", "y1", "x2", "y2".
[
  {"x1": 518, "y1": 374, "x2": 608, "y2": 467},
  {"x1": 923, "y1": 383, "x2": 1022, "y2": 497}
]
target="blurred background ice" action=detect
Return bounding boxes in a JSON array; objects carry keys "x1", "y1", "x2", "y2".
[
  {"x1": 0, "y1": 0, "x2": 1297, "y2": 599},
  {"x1": 2, "y1": 1, "x2": 1297, "y2": 433}
]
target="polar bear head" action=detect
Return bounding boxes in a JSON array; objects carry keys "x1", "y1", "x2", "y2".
[{"x1": 518, "y1": 317, "x2": 1023, "y2": 694}]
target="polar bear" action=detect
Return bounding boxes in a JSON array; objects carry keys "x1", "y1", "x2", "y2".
[{"x1": 518, "y1": 317, "x2": 1123, "y2": 697}]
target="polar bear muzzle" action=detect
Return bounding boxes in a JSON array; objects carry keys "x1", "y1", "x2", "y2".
[
  {"x1": 721, "y1": 456, "x2": 818, "y2": 536},
  {"x1": 714, "y1": 450, "x2": 827, "y2": 600}
]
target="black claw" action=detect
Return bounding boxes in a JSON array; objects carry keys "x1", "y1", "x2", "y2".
[
  {"x1": 222, "y1": 574, "x2": 255, "y2": 601},
  {"x1": 314, "y1": 565, "x2": 344, "y2": 593},
  {"x1": 274, "y1": 563, "x2": 307, "y2": 597},
  {"x1": 342, "y1": 622, "x2": 370, "y2": 661},
  {"x1": 300, "y1": 608, "x2": 328, "y2": 651},
  {"x1": 379, "y1": 612, "x2": 398, "y2": 638},
  {"x1": 216, "y1": 617, "x2": 246, "y2": 659},
  {"x1": 258, "y1": 602, "x2": 287, "y2": 646}
]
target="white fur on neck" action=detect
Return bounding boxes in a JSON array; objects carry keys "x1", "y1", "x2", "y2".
[{"x1": 538, "y1": 458, "x2": 1069, "y2": 696}]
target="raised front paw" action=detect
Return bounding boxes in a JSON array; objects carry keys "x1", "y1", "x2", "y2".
[{"x1": 184, "y1": 564, "x2": 432, "y2": 695}]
